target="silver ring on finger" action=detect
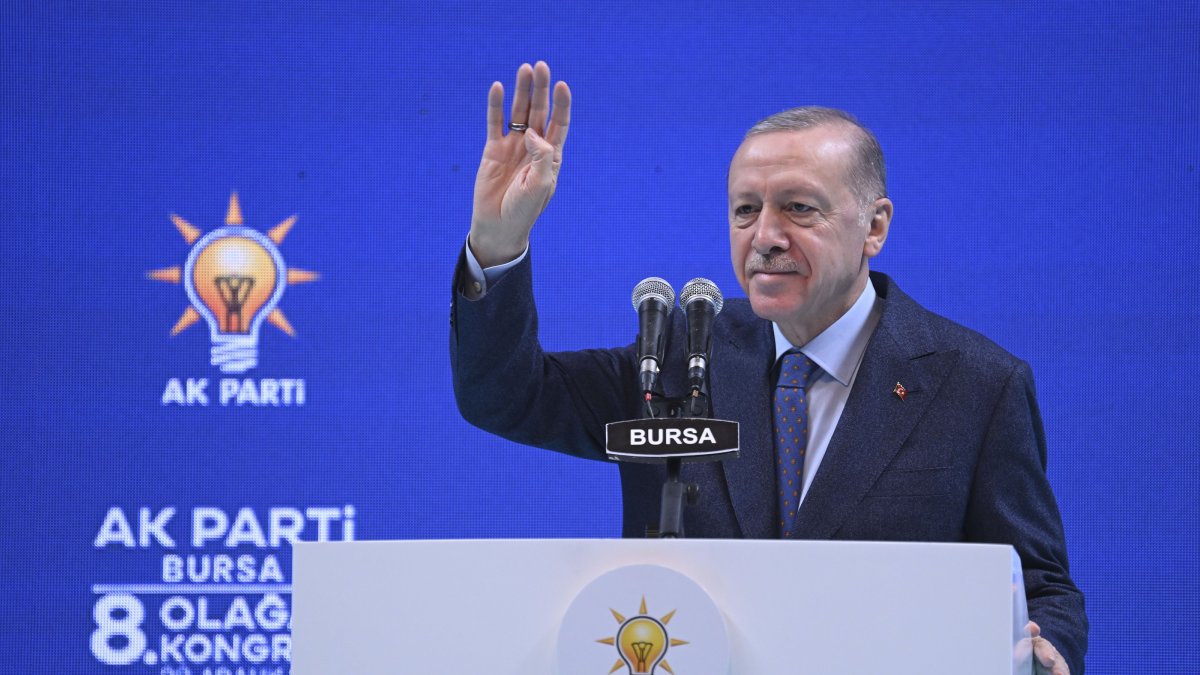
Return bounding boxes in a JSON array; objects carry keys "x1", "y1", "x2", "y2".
[{"x1": 508, "y1": 122, "x2": 529, "y2": 132}]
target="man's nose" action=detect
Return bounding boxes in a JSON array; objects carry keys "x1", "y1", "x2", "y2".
[{"x1": 752, "y1": 206, "x2": 788, "y2": 255}]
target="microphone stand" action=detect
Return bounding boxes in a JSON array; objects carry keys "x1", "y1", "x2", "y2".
[{"x1": 642, "y1": 384, "x2": 710, "y2": 539}]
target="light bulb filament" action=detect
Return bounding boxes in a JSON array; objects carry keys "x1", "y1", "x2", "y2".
[
  {"x1": 631, "y1": 641, "x2": 653, "y2": 670},
  {"x1": 214, "y1": 275, "x2": 255, "y2": 332}
]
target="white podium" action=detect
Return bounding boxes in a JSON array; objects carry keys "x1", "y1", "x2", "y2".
[{"x1": 292, "y1": 539, "x2": 1031, "y2": 674}]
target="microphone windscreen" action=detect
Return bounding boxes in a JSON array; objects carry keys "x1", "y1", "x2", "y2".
[
  {"x1": 632, "y1": 277, "x2": 676, "y2": 312},
  {"x1": 680, "y1": 277, "x2": 724, "y2": 315}
]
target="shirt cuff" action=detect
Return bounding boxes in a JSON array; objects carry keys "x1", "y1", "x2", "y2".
[{"x1": 462, "y1": 236, "x2": 528, "y2": 297}]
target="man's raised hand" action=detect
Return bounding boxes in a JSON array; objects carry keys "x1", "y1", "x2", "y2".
[{"x1": 469, "y1": 61, "x2": 572, "y2": 268}]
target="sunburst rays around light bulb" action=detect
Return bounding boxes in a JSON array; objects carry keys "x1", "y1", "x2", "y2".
[
  {"x1": 596, "y1": 596, "x2": 689, "y2": 675},
  {"x1": 147, "y1": 192, "x2": 318, "y2": 372}
]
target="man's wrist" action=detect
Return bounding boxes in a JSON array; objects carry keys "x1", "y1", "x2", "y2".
[
  {"x1": 467, "y1": 230, "x2": 527, "y2": 268},
  {"x1": 461, "y1": 235, "x2": 528, "y2": 300}
]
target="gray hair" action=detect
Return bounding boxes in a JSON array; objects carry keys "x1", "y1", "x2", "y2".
[{"x1": 746, "y1": 107, "x2": 887, "y2": 207}]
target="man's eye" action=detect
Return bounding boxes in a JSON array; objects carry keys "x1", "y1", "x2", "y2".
[
  {"x1": 786, "y1": 202, "x2": 813, "y2": 213},
  {"x1": 734, "y1": 204, "x2": 756, "y2": 216}
]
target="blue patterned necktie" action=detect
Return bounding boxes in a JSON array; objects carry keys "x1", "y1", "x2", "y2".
[{"x1": 775, "y1": 350, "x2": 820, "y2": 538}]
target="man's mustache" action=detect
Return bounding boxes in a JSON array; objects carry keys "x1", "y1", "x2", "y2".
[{"x1": 745, "y1": 254, "x2": 803, "y2": 276}]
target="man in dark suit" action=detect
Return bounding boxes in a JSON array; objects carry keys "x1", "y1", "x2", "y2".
[{"x1": 451, "y1": 61, "x2": 1085, "y2": 674}]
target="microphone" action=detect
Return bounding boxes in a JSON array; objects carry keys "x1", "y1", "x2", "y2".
[
  {"x1": 679, "y1": 278, "x2": 724, "y2": 396},
  {"x1": 631, "y1": 277, "x2": 676, "y2": 395}
]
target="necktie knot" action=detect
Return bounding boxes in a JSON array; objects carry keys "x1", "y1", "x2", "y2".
[{"x1": 777, "y1": 351, "x2": 819, "y2": 389}]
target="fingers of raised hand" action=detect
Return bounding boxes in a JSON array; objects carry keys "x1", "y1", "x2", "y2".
[
  {"x1": 509, "y1": 63, "x2": 534, "y2": 128},
  {"x1": 528, "y1": 61, "x2": 552, "y2": 133},
  {"x1": 486, "y1": 81, "x2": 505, "y2": 141},
  {"x1": 490, "y1": 62, "x2": 568, "y2": 146},
  {"x1": 545, "y1": 80, "x2": 572, "y2": 147}
]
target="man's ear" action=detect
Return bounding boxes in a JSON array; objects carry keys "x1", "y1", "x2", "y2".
[{"x1": 863, "y1": 198, "x2": 893, "y2": 258}]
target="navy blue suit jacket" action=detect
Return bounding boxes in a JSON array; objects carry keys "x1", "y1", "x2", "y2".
[{"x1": 451, "y1": 252, "x2": 1087, "y2": 671}]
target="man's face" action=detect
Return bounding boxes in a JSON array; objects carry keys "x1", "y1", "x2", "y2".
[{"x1": 728, "y1": 125, "x2": 889, "y2": 343}]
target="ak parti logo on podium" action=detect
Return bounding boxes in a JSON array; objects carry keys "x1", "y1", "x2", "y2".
[
  {"x1": 557, "y1": 565, "x2": 730, "y2": 675},
  {"x1": 148, "y1": 192, "x2": 317, "y2": 407},
  {"x1": 595, "y1": 596, "x2": 690, "y2": 674}
]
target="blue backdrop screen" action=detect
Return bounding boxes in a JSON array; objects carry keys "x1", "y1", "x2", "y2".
[{"x1": 2, "y1": 2, "x2": 1197, "y2": 672}]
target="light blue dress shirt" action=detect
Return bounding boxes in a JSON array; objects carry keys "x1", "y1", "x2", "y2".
[{"x1": 773, "y1": 280, "x2": 881, "y2": 506}]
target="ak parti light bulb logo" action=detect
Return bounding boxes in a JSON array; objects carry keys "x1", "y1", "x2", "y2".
[
  {"x1": 148, "y1": 192, "x2": 318, "y2": 372},
  {"x1": 597, "y1": 596, "x2": 688, "y2": 675}
]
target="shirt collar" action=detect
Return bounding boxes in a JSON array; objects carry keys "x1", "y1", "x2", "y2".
[{"x1": 772, "y1": 278, "x2": 880, "y2": 386}]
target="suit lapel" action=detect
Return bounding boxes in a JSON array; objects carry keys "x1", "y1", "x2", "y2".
[
  {"x1": 709, "y1": 307, "x2": 778, "y2": 540},
  {"x1": 795, "y1": 275, "x2": 952, "y2": 539}
]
